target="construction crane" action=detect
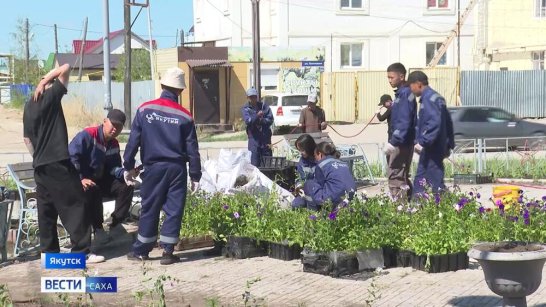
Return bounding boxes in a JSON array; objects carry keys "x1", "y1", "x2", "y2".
[{"x1": 427, "y1": 0, "x2": 478, "y2": 67}]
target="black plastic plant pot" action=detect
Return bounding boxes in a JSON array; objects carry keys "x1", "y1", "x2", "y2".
[
  {"x1": 428, "y1": 254, "x2": 450, "y2": 273},
  {"x1": 457, "y1": 252, "x2": 469, "y2": 270},
  {"x1": 328, "y1": 251, "x2": 359, "y2": 277},
  {"x1": 411, "y1": 254, "x2": 427, "y2": 271},
  {"x1": 397, "y1": 250, "x2": 413, "y2": 267},
  {"x1": 301, "y1": 250, "x2": 331, "y2": 276},
  {"x1": 268, "y1": 242, "x2": 303, "y2": 261},
  {"x1": 448, "y1": 253, "x2": 458, "y2": 271},
  {"x1": 382, "y1": 246, "x2": 398, "y2": 268},
  {"x1": 225, "y1": 236, "x2": 268, "y2": 259}
]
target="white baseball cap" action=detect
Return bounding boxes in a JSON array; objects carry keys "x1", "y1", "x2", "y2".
[
  {"x1": 246, "y1": 88, "x2": 258, "y2": 97},
  {"x1": 307, "y1": 94, "x2": 317, "y2": 103},
  {"x1": 161, "y1": 67, "x2": 186, "y2": 90}
]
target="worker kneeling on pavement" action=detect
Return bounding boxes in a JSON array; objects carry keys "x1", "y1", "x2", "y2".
[
  {"x1": 241, "y1": 88, "x2": 274, "y2": 167},
  {"x1": 408, "y1": 71, "x2": 454, "y2": 196},
  {"x1": 293, "y1": 142, "x2": 356, "y2": 211},
  {"x1": 69, "y1": 109, "x2": 136, "y2": 245},
  {"x1": 123, "y1": 67, "x2": 202, "y2": 265}
]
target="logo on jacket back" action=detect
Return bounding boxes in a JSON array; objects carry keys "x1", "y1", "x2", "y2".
[
  {"x1": 331, "y1": 161, "x2": 348, "y2": 169},
  {"x1": 145, "y1": 112, "x2": 179, "y2": 125}
]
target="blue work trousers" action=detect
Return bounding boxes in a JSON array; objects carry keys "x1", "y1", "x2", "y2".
[{"x1": 133, "y1": 162, "x2": 187, "y2": 255}]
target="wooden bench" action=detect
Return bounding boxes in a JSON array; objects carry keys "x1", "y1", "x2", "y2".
[
  {"x1": 282, "y1": 132, "x2": 376, "y2": 185},
  {"x1": 6, "y1": 162, "x2": 141, "y2": 256}
]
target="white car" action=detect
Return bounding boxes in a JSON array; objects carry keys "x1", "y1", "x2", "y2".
[{"x1": 262, "y1": 93, "x2": 309, "y2": 134}]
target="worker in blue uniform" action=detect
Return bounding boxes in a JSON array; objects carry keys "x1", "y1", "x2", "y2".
[
  {"x1": 241, "y1": 88, "x2": 274, "y2": 167},
  {"x1": 123, "y1": 67, "x2": 202, "y2": 265},
  {"x1": 293, "y1": 142, "x2": 356, "y2": 211},
  {"x1": 291, "y1": 134, "x2": 317, "y2": 208},
  {"x1": 408, "y1": 71, "x2": 454, "y2": 196},
  {"x1": 384, "y1": 63, "x2": 418, "y2": 201},
  {"x1": 69, "y1": 109, "x2": 135, "y2": 245}
]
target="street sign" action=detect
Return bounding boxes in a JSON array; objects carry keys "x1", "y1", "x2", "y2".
[{"x1": 302, "y1": 61, "x2": 324, "y2": 67}]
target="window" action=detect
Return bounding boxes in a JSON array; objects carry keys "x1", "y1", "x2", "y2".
[
  {"x1": 536, "y1": 0, "x2": 546, "y2": 18},
  {"x1": 340, "y1": 0, "x2": 362, "y2": 9},
  {"x1": 427, "y1": 0, "x2": 449, "y2": 9},
  {"x1": 532, "y1": 51, "x2": 545, "y2": 70},
  {"x1": 426, "y1": 42, "x2": 447, "y2": 65},
  {"x1": 250, "y1": 68, "x2": 279, "y2": 91},
  {"x1": 460, "y1": 109, "x2": 489, "y2": 122},
  {"x1": 486, "y1": 109, "x2": 514, "y2": 122},
  {"x1": 282, "y1": 95, "x2": 308, "y2": 107},
  {"x1": 341, "y1": 43, "x2": 363, "y2": 67}
]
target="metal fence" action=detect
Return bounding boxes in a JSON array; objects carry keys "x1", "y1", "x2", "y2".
[
  {"x1": 461, "y1": 70, "x2": 546, "y2": 118},
  {"x1": 64, "y1": 80, "x2": 155, "y2": 119},
  {"x1": 321, "y1": 68, "x2": 458, "y2": 123}
]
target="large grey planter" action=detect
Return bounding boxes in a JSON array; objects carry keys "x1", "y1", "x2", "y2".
[{"x1": 468, "y1": 242, "x2": 546, "y2": 307}]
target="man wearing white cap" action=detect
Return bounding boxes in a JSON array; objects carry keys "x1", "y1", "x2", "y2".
[
  {"x1": 299, "y1": 93, "x2": 326, "y2": 133},
  {"x1": 123, "y1": 67, "x2": 202, "y2": 265},
  {"x1": 241, "y1": 87, "x2": 274, "y2": 166}
]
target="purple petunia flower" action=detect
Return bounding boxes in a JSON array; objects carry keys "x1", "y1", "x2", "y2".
[
  {"x1": 419, "y1": 178, "x2": 427, "y2": 187},
  {"x1": 479, "y1": 207, "x2": 485, "y2": 214},
  {"x1": 222, "y1": 204, "x2": 229, "y2": 210},
  {"x1": 518, "y1": 196, "x2": 524, "y2": 204},
  {"x1": 523, "y1": 209, "x2": 530, "y2": 225},
  {"x1": 469, "y1": 192, "x2": 474, "y2": 197},
  {"x1": 476, "y1": 193, "x2": 481, "y2": 199},
  {"x1": 499, "y1": 204, "x2": 505, "y2": 211},
  {"x1": 328, "y1": 211, "x2": 337, "y2": 220},
  {"x1": 496, "y1": 199, "x2": 503, "y2": 206},
  {"x1": 423, "y1": 193, "x2": 430, "y2": 200},
  {"x1": 309, "y1": 214, "x2": 317, "y2": 221},
  {"x1": 458, "y1": 197, "x2": 469, "y2": 208},
  {"x1": 233, "y1": 212, "x2": 240, "y2": 219},
  {"x1": 435, "y1": 194, "x2": 441, "y2": 204}
]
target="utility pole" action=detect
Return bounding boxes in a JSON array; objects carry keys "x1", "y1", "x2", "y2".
[
  {"x1": 146, "y1": 2, "x2": 155, "y2": 81},
  {"x1": 54, "y1": 24, "x2": 59, "y2": 55},
  {"x1": 457, "y1": 0, "x2": 461, "y2": 68},
  {"x1": 251, "y1": 0, "x2": 261, "y2": 100},
  {"x1": 24, "y1": 18, "x2": 29, "y2": 84},
  {"x1": 103, "y1": 0, "x2": 112, "y2": 112},
  {"x1": 124, "y1": 0, "x2": 132, "y2": 128},
  {"x1": 180, "y1": 30, "x2": 184, "y2": 47},
  {"x1": 175, "y1": 29, "x2": 179, "y2": 47},
  {"x1": 77, "y1": 17, "x2": 88, "y2": 82}
]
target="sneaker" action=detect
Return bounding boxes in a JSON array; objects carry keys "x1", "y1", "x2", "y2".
[
  {"x1": 160, "y1": 252, "x2": 180, "y2": 265},
  {"x1": 127, "y1": 251, "x2": 150, "y2": 261},
  {"x1": 86, "y1": 253, "x2": 105, "y2": 264},
  {"x1": 94, "y1": 228, "x2": 112, "y2": 245}
]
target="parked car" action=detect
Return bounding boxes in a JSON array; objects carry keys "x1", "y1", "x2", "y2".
[
  {"x1": 262, "y1": 93, "x2": 309, "y2": 134},
  {"x1": 448, "y1": 106, "x2": 546, "y2": 149}
]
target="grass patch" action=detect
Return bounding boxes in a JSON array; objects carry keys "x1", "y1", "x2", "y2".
[{"x1": 199, "y1": 132, "x2": 248, "y2": 143}]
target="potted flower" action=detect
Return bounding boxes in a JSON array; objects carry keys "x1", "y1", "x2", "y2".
[
  {"x1": 302, "y1": 204, "x2": 359, "y2": 277},
  {"x1": 468, "y1": 198, "x2": 546, "y2": 306},
  {"x1": 265, "y1": 208, "x2": 305, "y2": 261}
]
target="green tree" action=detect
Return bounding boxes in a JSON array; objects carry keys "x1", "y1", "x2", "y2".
[
  {"x1": 113, "y1": 49, "x2": 152, "y2": 81},
  {"x1": 10, "y1": 18, "x2": 45, "y2": 85}
]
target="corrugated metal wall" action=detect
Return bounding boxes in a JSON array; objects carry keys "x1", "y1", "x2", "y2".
[
  {"x1": 65, "y1": 80, "x2": 155, "y2": 119},
  {"x1": 410, "y1": 67, "x2": 459, "y2": 106},
  {"x1": 321, "y1": 68, "x2": 458, "y2": 122},
  {"x1": 461, "y1": 70, "x2": 546, "y2": 118},
  {"x1": 357, "y1": 71, "x2": 393, "y2": 122}
]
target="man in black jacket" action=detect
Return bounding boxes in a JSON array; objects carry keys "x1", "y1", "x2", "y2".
[{"x1": 376, "y1": 94, "x2": 393, "y2": 164}]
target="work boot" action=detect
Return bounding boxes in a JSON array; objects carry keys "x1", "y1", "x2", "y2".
[
  {"x1": 86, "y1": 253, "x2": 106, "y2": 264},
  {"x1": 126, "y1": 251, "x2": 150, "y2": 261},
  {"x1": 160, "y1": 252, "x2": 180, "y2": 265},
  {"x1": 93, "y1": 228, "x2": 112, "y2": 245}
]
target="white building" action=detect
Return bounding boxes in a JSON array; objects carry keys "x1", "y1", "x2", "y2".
[{"x1": 193, "y1": 0, "x2": 476, "y2": 71}]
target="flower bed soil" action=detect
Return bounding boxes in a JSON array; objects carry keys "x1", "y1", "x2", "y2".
[{"x1": 475, "y1": 242, "x2": 544, "y2": 253}]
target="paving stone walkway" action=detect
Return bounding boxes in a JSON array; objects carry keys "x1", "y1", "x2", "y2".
[{"x1": 1, "y1": 232, "x2": 546, "y2": 307}]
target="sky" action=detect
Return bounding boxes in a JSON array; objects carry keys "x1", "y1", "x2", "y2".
[{"x1": 0, "y1": 0, "x2": 194, "y2": 59}]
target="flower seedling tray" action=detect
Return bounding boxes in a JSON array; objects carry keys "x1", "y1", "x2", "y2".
[
  {"x1": 453, "y1": 173, "x2": 493, "y2": 185},
  {"x1": 302, "y1": 250, "x2": 359, "y2": 277},
  {"x1": 224, "y1": 236, "x2": 268, "y2": 259},
  {"x1": 412, "y1": 252, "x2": 469, "y2": 273},
  {"x1": 268, "y1": 242, "x2": 303, "y2": 261}
]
